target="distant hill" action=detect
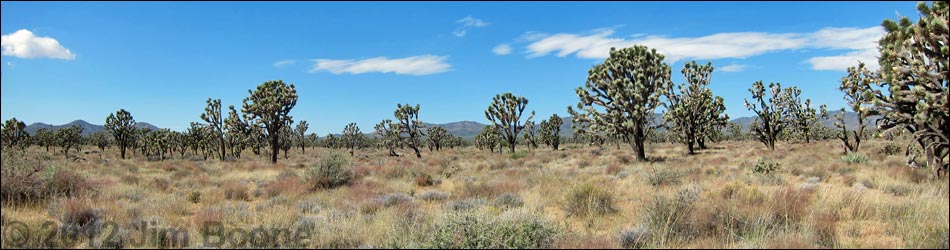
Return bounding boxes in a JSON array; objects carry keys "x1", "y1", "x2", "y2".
[
  {"x1": 728, "y1": 111, "x2": 881, "y2": 132},
  {"x1": 24, "y1": 120, "x2": 160, "y2": 136}
]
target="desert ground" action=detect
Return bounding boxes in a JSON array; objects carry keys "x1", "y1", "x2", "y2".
[{"x1": 1, "y1": 139, "x2": 948, "y2": 249}]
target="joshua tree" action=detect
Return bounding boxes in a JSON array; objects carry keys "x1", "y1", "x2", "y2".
[
  {"x1": 522, "y1": 121, "x2": 539, "y2": 150},
  {"x1": 568, "y1": 46, "x2": 672, "y2": 161},
  {"x1": 836, "y1": 62, "x2": 878, "y2": 153},
  {"x1": 475, "y1": 125, "x2": 501, "y2": 153},
  {"x1": 105, "y1": 109, "x2": 137, "y2": 159},
  {"x1": 485, "y1": 92, "x2": 535, "y2": 153},
  {"x1": 426, "y1": 126, "x2": 449, "y2": 151},
  {"x1": 539, "y1": 114, "x2": 563, "y2": 150},
  {"x1": 1, "y1": 118, "x2": 29, "y2": 150},
  {"x1": 783, "y1": 87, "x2": 828, "y2": 143},
  {"x1": 201, "y1": 98, "x2": 227, "y2": 160},
  {"x1": 375, "y1": 119, "x2": 401, "y2": 157},
  {"x1": 725, "y1": 122, "x2": 744, "y2": 141},
  {"x1": 89, "y1": 131, "x2": 111, "y2": 157},
  {"x1": 875, "y1": 1, "x2": 948, "y2": 177},
  {"x1": 663, "y1": 61, "x2": 729, "y2": 154},
  {"x1": 342, "y1": 122, "x2": 363, "y2": 156},
  {"x1": 224, "y1": 105, "x2": 249, "y2": 158},
  {"x1": 35, "y1": 127, "x2": 55, "y2": 152},
  {"x1": 295, "y1": 120, "x2": 309, "y2": 153},
  {"x1": 306, "y1": 133, "x2": 319, "y2": 152},
  {"x1": 57, "y1": 125, "x2": 83, "y2": 160},
  {"x1": 241, "y1": 80, "x2": 298, "y2": 163},
  {"x1": 745, "y1": 81, "x2": 792, "y2": 151},
  {"x1": 278, "y1": 121, "x2": 293, "y2": 159},
  {"x1": 394, "y1": 104, "x2": 425, "y2": 158}
]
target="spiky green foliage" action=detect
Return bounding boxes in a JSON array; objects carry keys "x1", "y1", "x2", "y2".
[
  {"x1": 724, "y1": 122, "x2": 745, "y2": 141},
  {"x1": 323, "y1": 134, "x2": 338, "y2": 149},
  {"x1": 170, "y1": 131, "x2": 189, "y2": 157},
  {"x1": 224, "y1": 105, "x2": 249, "y2": 158},
  {"x1": 145, "y1": 129, "x2": 173, "y2": 160},
  {"x1": 241, "y1": 80, "x2": 298, "y2": 163},
  {"x1": 475, "y1": 125, "x2": 501, "y2": 153},
  {"x1": 57, "y1": 125, "x2": 83, "y2": 160},
  {"x1": 306, "y1": 133, "x2": 319, "y2": 150},
  {"x1": 342, "y1": 122, "x2": 363, "y2": 156},
  {"x1": 186, "y1": 122, "x2": 204, "y2": 156},
  {"x1": 34, "y1": 128, "x2": 55, "y2": 152},
  {"x1": 783, "y1": 87, "x2": 828, "y2": 143},
  {"x1": 426, "y1": 126, "x2": 449, "y2": 151},
  {"x1": 1, "y1": 118, "x2": 29, "y2": 151},
  {"x1": 568, "y1": 45, "x2": 672, "y2": 161},
  {"x1": 539, "y1": 114, "x2": 563, "y2": 150},
  {"x1": 278, "y1": 121, "x2": 293, "y2": 159},
  {"x1": 201, "y1": 98, "x2": 227, "y2": 160},
  {"x1": 295, "y1": 120, "x2": 309, "y2": 153},
  {"x1": 485, "y1": 92, "x2": 534, "y2": 153},
  {"x1": 663, "y1": 61, "x2": 729, "y2": 154},
  {"x1": 105, "y1": 109, "x2": 137, "y2": 159},
  {"x1": 522, "y1": 121, "x2": 539, "y2": 150},
  {"x1": 375, "y1": 119, "x2": 401, "y2": 157},
  {"x1": 875, "y1": 1, "x2": 948, "y2": 177},
  {"x1": 837, "y1": 62, "x2": 878, "y2": 153},
  {"x1": 394, "y1": 103, "x2": 425, "y2": 158},
  {"x1": 744, "y1": 81, "x2": 791, "y2": 151}
]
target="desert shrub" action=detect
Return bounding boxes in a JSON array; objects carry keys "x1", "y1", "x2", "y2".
[
  {"x1": 812, "y1": 210, "x2": 839, "y2": 248},
  {"x1": 415, "y1": 173, "x2": 434, "y2": 187},
  {"x1": 494, "y1": 193, "x2": 524, "y2": 209},
  {"x1": 606, "y1": 164, "x2": 623, "y2": 176},
  {"x1": 151, "y1": 177, "x2": 173, "y2": 192},
  {"x1": 564, "y1": 182, "x2": 616, "y2": 217},
  {"x1": 641, "y1": 185, "x2": 701, "y2": 243},
  {"x1": 379, "y1": 193, "x2": 413, "y2": 207},
  {"x1": 461, "y1": 180, "x2": 522, "y2": 199},
  {"x1": 752, "y1": 157, "x2": 781, "y2": 174},
  {"x1": 879, "y1": 143, "x2": 902, "y2": 156},
  {"x1": 1, "y1": 164, "x2": 94, "y2": 206},
  {"x1": 768, "y1": 186, "x2": 815, "y2": 226},
  {"x1": 841, "y1": 152, "x2": 868, "y2": 164},
  {"x1": 49, "y1": 197, "x2": 104, "y2": 241},
  {"x1": 619, "y1": 226, "x2": 651, "y2": 249},
  {"x1": 645, "y1": 166, "x2": 683, "y2": 186},
  {"x1": 884, "y1": 184, "x2": 913, "y2": 197},
  {"x1": 187, "y1": 191, "x2": 201, "y2": 203},
  {"x1": 260, "y1": 177, "x2": 306, "y2": 198},
  {"x1": 422, "y1": 211, "x2": 559, "y2": 249},
  {"x1": 445, "y1": 198, "x2": 487, "y2": 211},
  {"x1": 419, "y1": 190, "x2": 450, "y2": 201},
  {"x1": 297, "y1": 198, "x2": 323, "y2": 214},
  {"x1": 510, "y1": 150, "x2": 529, "y2": 159},
  {"x1": 277, "y1": 169, "x2": 298, "y2": 180},
  {"x1": 193, "y1": 207, "x2": 222, "y2": 237},
  {"x1": 307, "y1": 153, "x2": 353, "y2": 190},
  {"x1": 119, "y1": 174, "x2": 140, "y2": 185},
  {"x1": 222, "y1": 182, "x2": 250, "y2": 201}
]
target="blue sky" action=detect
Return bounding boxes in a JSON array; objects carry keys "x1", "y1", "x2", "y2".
[{"x1": 1, "y1": 1, "x2": 918, "y2": 134}]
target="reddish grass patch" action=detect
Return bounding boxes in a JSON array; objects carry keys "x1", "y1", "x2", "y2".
[{"x1": 222, "y1": 181, "x2": 250, "y2": 201}]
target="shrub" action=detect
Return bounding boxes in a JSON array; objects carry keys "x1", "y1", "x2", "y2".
[
  {"x1": 879, "y1": 143, "x2": 901, "y2": 156},
  {"x1": 510, "y1": 150, "x2": 529, "y2": 159},
  {"x1": 418, "y1": 190, "x2": 450, "y2": 201},
  {"x1": 619, "y1": 226, "x2": 651, "y2": 249},
  {"x1": 642, "y1": 185, "x2": 701, "y2": 242},
  {"x1": 445, "y1": 198, "x2": 487, "y2": 211},
  {"x1": 50, "y1": 197, "x2": 104, "y2": 241},
  {"x1": 769, "y1": 186, "x2": 815, "y2": 226},
  {"x1": 753, "y1": 157, "x2": 781, "y2": 174},
  {"x1": 646, "y1": 166, "x2": 683, "y2": 186},
  {"x1": 841, "y1": 152, "x2": 868, "y2": 164},
  {"x1": 222, "y1": 182, "x2": 250, "y2": 201},
  {"x1": 379, "y1": 193, "x2": 413, "y2": 207},
  {"x1": 812, "y1": 210, "x2": 839, "y2": 248},
  {"x1": 187, "y1": 191, "x2": 201, "y2": 203},
  {"x1": 606, "y1": 164, "x2": 623, "y2": 176},
  {"x1": 564, "y1": 182, "x2": 615, "y2": 217},
  {"x1": 494, "y1": 193, "x2": 524, "y2": 209},
  {"x1": 415, "y1": 173, "x2": 434, "y2": 187},
  {"x1": 423, "y1": 211, "x2": 559, "y2": 249},
  {"x1": 307, "y1": 153, "x2": 353, "y2": 190}
]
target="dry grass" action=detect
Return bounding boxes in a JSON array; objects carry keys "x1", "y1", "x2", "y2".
[{"x1": 1, "y1": 140, "x2": 948, "y2": 249}]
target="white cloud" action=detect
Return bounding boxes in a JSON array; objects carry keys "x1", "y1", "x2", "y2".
[
  {"x1": 720, "y1": 64, "x2": 747, "y2": 72},
  {"x1": 273, "y1": 59, "x2": 296, "y2": 68},
  {"x1": 492, "y1": 44, "x2": 512, "y2": 55},
  {"x1": 453, "y1": 16, "x2": 489, "y2": 37},
  {"x1": 309, "y1": 55, "x2": 451, "y2": 76},
  {"x1": 518, "y1": 26, "x2": 885, "y2": 71},
  {"x1": 1, "y1": 29, "x2": 75, "y2": 60}
]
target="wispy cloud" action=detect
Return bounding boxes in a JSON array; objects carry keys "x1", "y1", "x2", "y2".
[
  {"x1": 309, "y1": 55, "x2": 452, "y2": 76},
  {"x1": 273, "y1": 59, "x2": 296, "y2": 68},
  {"x1": 518, "y1": 26, "x2": 884, "y2": 71},
  {"x1": 492, "y1": 44, "x2": 512, "y2": 55},
  {"x1": 720, "y1": 64, "x2": 747, "y2": 72},
  {"x1": 1, "y1": 29, "x2": 75, "y2": 60},
  {"x1": 453, "y1": 16, "x2": 489, "y2": 37}
]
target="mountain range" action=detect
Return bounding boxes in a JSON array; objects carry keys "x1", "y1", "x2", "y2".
[{"x1": 22, "y1": 111, "x2": 877, "y2": 139}]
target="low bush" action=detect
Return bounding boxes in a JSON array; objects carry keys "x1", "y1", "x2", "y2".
[{"x1": 307, "y1": 153, "x2": 354, "y2": 190}]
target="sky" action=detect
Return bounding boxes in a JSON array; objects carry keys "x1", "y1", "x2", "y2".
[{"x1": 1, "y1": 1, "x2": 919, "y2": 135}]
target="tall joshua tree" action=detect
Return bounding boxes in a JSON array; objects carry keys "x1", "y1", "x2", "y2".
[
  {"x1": 296, "y1": 120, "x2": 309, "y2": 153},
  {"x1": 1, "y1": 118, "x2": 29, "y2": 150},
  {"x1": 57, "y1": 125, "x2": 83, "y2": 160},
  {"x1": 784, "y1": 87, "x2": 828, "y2": 143},
  {"x1": 224, "y1": 105, "x2": 249, "y2": 158},
  {"x1": 663, "y1": 61, "x2": 729, "y2": 154},
  {"x1": 35, "y1": 128, "x2": 55, "y2": 152},
  {"x1": 342, "y1": 122, "x2": 362, "y2": 156},
  {"x1": 105, "y1": 109, "x2": 137, "y2": 159},
  {"x1": 475, "y1": 125, "x2": 501, "y2": 153},
  {"x1": 836, "y1": 62, "x2": 877, "y2": 153},
  {"x1": 426, "y1": 126, "x2": 449, "y2": 151},
  {"x1": 745, "y1": 81, "x2": 791, "y2": 151},
  {"x1": 394, "y1": 104, "x2": 425, "y2": 158},
  {"x1": 522, "y1": 121, "x2": 539, "y2": 150},
  {"x1": 242, "y1": 80, "x2": 298, "y2": 163},
  {"x1": 201, "y1": 98, "x2": 227, "y2": 160},
  {"x1": 539, "y1": 114, "x2": 563, "y2": 150},
  {"x1": 568, "y1": 46, "x2": 672, "y2": 161},
  {"x1": 485, "y1": 92, "x2": 535, "y2": 153},
  {"x1": 875, "y1": 1, "x2": 948, "y2": 177}
]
